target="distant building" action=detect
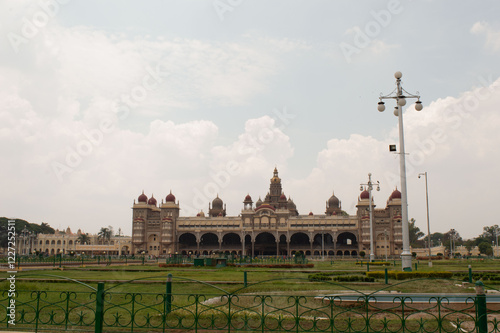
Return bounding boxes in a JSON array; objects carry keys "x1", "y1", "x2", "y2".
[
  {"x1": 20, "y1": 227, "x2": 131, "y2": 256},
  {"x1": 132, "y1": 168, "x2": 404, "y2": 258}
]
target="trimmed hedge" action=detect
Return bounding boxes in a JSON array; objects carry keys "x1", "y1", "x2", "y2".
[
  {"x1": 308, "y1": 273, "x2": 374, "y2": 282},
  {"x1": 416, "y1": 256, "x2": 443, "y2": 260},
  {"x1": 158, "y1": 263, "x2": 192, "y2": 267},
  {"x1": 356, "y1": 261, "x2": 391, "y2": 266},
  {"x1": 228, "y1": 263, "x2": 314, "y2": 268},
  {"x1": 366, "y1": 271, "x2": 453, "y2": 280},
  {"x1": 455, "y1": 272, "x2": 500, "y2": 282}
]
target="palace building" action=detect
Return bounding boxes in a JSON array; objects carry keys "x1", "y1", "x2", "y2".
[{"x1": 131, "y1": 168, "x2": 403, "y2": 258}]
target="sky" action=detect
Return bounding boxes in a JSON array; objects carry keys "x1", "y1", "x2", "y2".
[{"x1": 1, "y1": 0, "x2": 499, "y2": 240}]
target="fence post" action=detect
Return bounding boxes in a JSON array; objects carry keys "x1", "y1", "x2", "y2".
[
  {"x1": 142, "y1": 256, "x2": 145, "y2": 265},
  {"x1": 475, "y1": 281, "x2": 487, "y2": 333},
  {"x1": 469, "y1": 265, "x2": 473, "y2": 283},
  {"x1": 166, "y1": 274, "x2": 172, "y2": 314},
  {"x1": 367, "y1": 262, "x2": 370, "y2": 272},
  {"x1": 59, "y1": 255, "x2": 62, "y2": 268},
  {"x1": 385, "y1": 268, "x2": 388, "y2": 284},
  {"x1": 95, "y1": 282, "x2": 105, "y2": 333},
  {"x1": 244, "y1": 271, "x2": 248, "y2": 287},
  {"x1": 415, "y1": 262, "x2": 418, "y2": 271}
]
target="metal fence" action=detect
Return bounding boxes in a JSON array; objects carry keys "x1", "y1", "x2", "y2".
[
  {"x1": 1, "y1": 275, "x2": 499, "y2": 333},
  {"x1": 0, "y1": 255, "x2": 146, "y2": 268}
]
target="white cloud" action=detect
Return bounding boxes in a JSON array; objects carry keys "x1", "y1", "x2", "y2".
[
  {"x1": 294, "y1": 76, "x2": 500, "y2": 239},
  {"x1": 471, "y1": 21, "x2": 500, "y2": 52}
]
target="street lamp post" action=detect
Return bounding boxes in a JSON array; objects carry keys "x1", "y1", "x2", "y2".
[
  {"x1": 321, "y1": 227, "x2": 325, "y2": 260},
  {"x1": 360, "y1": 173, "x2": 380, "y2": 262},
  {"x1": 378, "y1": 71, "x2": 423, "y2": 271},
  {"x1": 494, "y1": 226, "x2": 499, "y2": 257},
  {"x1": 418, "y1": 172, "x2": 432, "y2": 267},
  {"x1": 384, "y1": 228, "x2": 388, "y2": 262},
  {"x1": 450, "y1": 229, "x2": 456, "y2": 258}
]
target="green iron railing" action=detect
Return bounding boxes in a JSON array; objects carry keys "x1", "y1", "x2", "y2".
[
  {"x1": 0, "y1": 255, "x2": 146, "y2": 269},
  {"x1": 1, "y1": 275, "x2": 499, "y2": 333}
]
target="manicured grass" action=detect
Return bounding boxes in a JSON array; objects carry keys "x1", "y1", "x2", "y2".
[{"x1": 3, "y1": 259, "x2": 497, "y2": 333}]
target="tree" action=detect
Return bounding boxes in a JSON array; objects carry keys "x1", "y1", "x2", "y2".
[
  {"x1": 443, "y1": 229, "x2": 462, "y2": 252},
  {"x1": 98, "y1": 227, "x2": 112, "y2": 245},
  {"x1": 77, "y1": 233, "x2": 91, "y2": 245},
  {"x1": 409, "y1": 218, "x2": 425, "y2": 247},
  {"x1": 40, "y1": 222, "x2": 55, "y2": 234},
  {"x1": 0, "y1": 217, "x2": 55, "y2": 247},
  {"x1": 98, "y1": 226, "x2": 114, "y2": 256},
  {"x1": 430, "y1": 232, "x2": 444, "y2": 247},
  {"x1": 478, "y1": 241, "x2": 493, "y2": 256},
  {"x1": 480, "y1": 225, "x2": 499, "y2": 245},
  {"x1": 464, "y1": 239, "x2": 475, "y2": 255}
]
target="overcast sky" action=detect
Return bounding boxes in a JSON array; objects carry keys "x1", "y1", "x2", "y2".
[{"x1": 1, "y1": 0, "x2": 499, "y2": 239}]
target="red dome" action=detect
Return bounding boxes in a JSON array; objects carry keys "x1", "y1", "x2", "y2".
[
  {"x1": 390, "y1": 188, "x2": 401, "y2": 199},
  {"x1": 280, "y1": 193, "x2": 287, "y2": 200},
  {"x1": 308, "y1": 211, "x2": 314, "y2": 216},
  {"x1": 244, "y1": 194, "x2": 252, "y2": 201},
  {"x1": 148, "y1": 195, "x2": 157, "y2": 206},
  {"x1": 138, "y1": 191, "x2": 148, "y2": 203},
  {"x1": 360, "y1": 190, "x2": 369, "y2": 200},
  {"x1": 166, "y1": 191, "x2": 176, "y2": 202}
]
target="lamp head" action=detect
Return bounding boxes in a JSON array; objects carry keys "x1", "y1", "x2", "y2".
[
  {"x1": 393, "y1": 107, "x2": 399, "y2": 117},
  {"x1": 378, "y1": 101, "x2": 385, "y2": 112},
  {"x1": 415, "y1": 100, "x2": 423, "y2": 111},
  {"x1": 394, "y1": 71, "x2": 402, "y2": 79}
]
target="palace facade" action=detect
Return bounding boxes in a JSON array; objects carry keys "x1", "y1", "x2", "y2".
[{"x1": 131, "y1": 168, "x2": 404, "y2": 258}]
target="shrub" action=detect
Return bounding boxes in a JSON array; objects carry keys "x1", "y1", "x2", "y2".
[
  {"x1": 158, "y1": 263, "x2": 192, "y2": 268},
  {"x1": 333, "y1": 275, "x2": 375, "y2": 282},
  {"x1": 308, "y1": 273, "x2": 332, "y2": 281},
  {"x1": 308, "y1": 273, "x2": 375, "y2": 282},
  {"x1": 366, "y1": 271, "x2": 453, "y2": 280},
  {"x1": 229, "y1": 263, "x2": 314, "y2": 268},
  {"x1": 356, "y1": 261, "x2": 391, "y2": 266}
]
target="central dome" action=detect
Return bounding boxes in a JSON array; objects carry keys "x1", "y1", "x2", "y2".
[
  {"x1": 328, "y1": 192, "x2": 340, "y2": 207},
  {"x1": 212, "y1": 195, "x2": 223, "y2": 209}
]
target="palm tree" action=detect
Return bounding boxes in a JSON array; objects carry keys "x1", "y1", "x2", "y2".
[
  {"x1": 98, "y1": 227, "x2": 113, "y2": 256},
  {"x1": 77, "y1": 233, "x2": 91, "y2": 245},
  {"x1": 98, "y1": 227, "x2": 112, "y2": 243}
]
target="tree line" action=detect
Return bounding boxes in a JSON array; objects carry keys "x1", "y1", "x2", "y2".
[{"x1": 410, "y1": 218, "x2": 498, "y2": 256}]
